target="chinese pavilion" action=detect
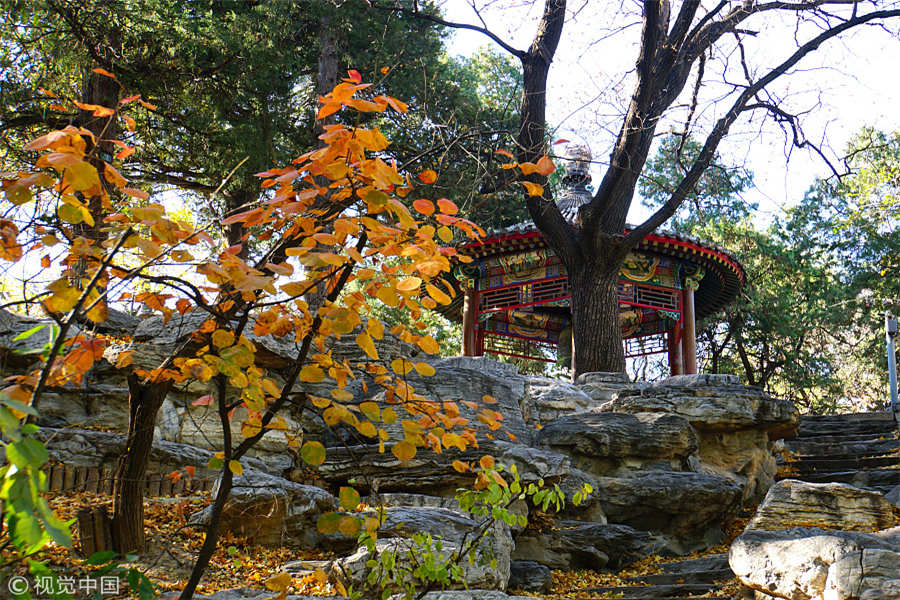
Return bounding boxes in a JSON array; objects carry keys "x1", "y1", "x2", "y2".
[{"x1": 445, "y1": 146, "x2": 745, "y2": 375}]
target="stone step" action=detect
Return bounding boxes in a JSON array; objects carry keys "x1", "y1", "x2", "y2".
[
  {"x1": 791, "y1": 468, "x2": 900, "y2": 488},
  {"x1": 784, "y1": 438, "x2": 900, "y2": 457},
  {"x1": 788, "y1": 431, "x2": 898, "y2": 444},
  {"x1": 795, "y1": 424, "x2": 898, "y2": 438},
  {"x1": 624, "y1": 569, "x2": 733, "y2": 585},
  {"x1": 583, "y1": 583, "x2": 722, "y2": 598},
  {"x1": 658, "y1": 553, "x2": 729, "y2": 572},
  {"x1": 800, "y1": 412, "x2": 896, "y2": 423},
  {"x1": 788, "y1": 455, "x2": 900, "y2": 473},
  {"x1": 583, "y1": 596, "x2": 730, "y2": 600}
]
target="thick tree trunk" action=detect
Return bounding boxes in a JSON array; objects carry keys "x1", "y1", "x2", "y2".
[
  {"x1": 569, "y1": 263, "x2": 625, "y2": 377},
  {"x1": 111, "y1": 374, "x2": 172, "y2": 552}
]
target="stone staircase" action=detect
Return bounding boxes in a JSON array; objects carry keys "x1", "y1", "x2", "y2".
[
  {"x1": 576, "y1": 554, "x2": 734, "y2": 599},
  {"x1": 779, "y1": 411, "x2": 900, "y2": 494}
]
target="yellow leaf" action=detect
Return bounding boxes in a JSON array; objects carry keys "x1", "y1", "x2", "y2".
[
  {"x1": 300, "y1": 440, "x2": 326, "y2": 466},
  {"x1": 360, "y1": 401, "x2": 380, "y2": 421},
  {"x1": 357, "y1": 420, "x2": 377, "y2": 438},
  {"x1": 426, "y1": 283, "x2": 452, "y2": 305},
  {"x1": 392, "y1": 440, "x2": 417, "y2": 461},
  {"x1": 391, "y1": 358, "x2": 414, "y2": 375},
  {"x1": 355, "y1": 332, "x2": 378, "y2": 360},
  {"x1": 396, "y1": 276, "x2": 422, "y2": 292},
  {"x1": 62, "y1": 161, "x2": 100, "y2": 192},
  {"x1": 452, "y1": 460, "x2": 469, "y2": 473},
  {"x1": 211, "y1": 329, "x2": 234, "y2": 348},
  {"x1": 414, "y1": 362, "x2": 435, "y2": 376},
  {"x1": 437, "y1": 226, "x2": 453, "y2": 243},
  {"x1": 376, "y1": 286, "x2": 399, "y2": 307},
  {"x1": 299, "y1": 365, "x2": 325, "y2": 383},
  {"x1": 265, "y1": 573, "x2": 293, "y2": 593},
  {"x1": 228, "y1": 460, "x2": 243, "y2": 475},
  {"x1": 519, "y1": 181, "x2": 544, "y2": 196},
  {"x1": 417, "y1": 335, "x2": 440, "y2": 354},
  {"x1": 331, "y1": 388, "x2": 354, "y2": 402},
  {"x1": 382, "y1": 407, "x2": 398, "y2": 425}
]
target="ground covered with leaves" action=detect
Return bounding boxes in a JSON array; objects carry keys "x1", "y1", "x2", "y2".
[
  {"x1": 3, "y1": 490, "x2": 339, "y2": 597},
  {"x1": 9, "y1": 490, "x2": 765, "y2": 598}
]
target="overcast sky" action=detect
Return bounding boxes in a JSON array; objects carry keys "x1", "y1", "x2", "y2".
[{"x1": 438, "y1": 1, "x2": 900, "y2": 224}]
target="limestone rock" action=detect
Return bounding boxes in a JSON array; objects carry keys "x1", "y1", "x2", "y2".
[
  {"x1": 886, "y1": 484, "x2": 900, "y2": 509},
  {"x1": 192, "y1": 469, "x2": 337, "y2": 548},
  {"x1": 388, "y1": 592, "x2": 534, "y2": 600},
  {"x1": 318, "y1": 441, "x2": 569, "y2": 495},
  {"x1": 826, "y1": 548, "x2": 900, "y2": 600},
  {"x1": 522, "y1": 377, "x2": 594, "y2": 425},
  {"x1": 576, "y1": 371, "x2": 641, "y2": 404},
  {"x1": 696, "y1": 428, "x2": 777, "y2": 505},
  {"x1": 601, "y1": 375, "x2": 799, "y2": 433},
  {"x1": 369, "y1": 493, "x2": 528, "y2": 533},
  {"x1": 748, "y1": 480, "x2": 896, "y2": 533},
  {"x1": 536, "y1": 412, "x2": 698, "y2": 476},
  {"x1": 508, "y1": 561, "x2": 552, "y2": 593},
  {"x1": 592, "y1": 471, "x2": 743, "y2": 546},
  {"x1": 511, "y1": 521, "x2": 675, "y2": 570},
  {"x1": 333, "y1": 537, "x2": 508, "y2": 592},
  {"x1": 36, "y1": 427, "x2": 273, "y2": 474},
  {"x1": 729, "y1": 526, "x2": 900, "y2": 600},
  {"x1": 556, "y1": 467, "x2": 607, "y2": 523}
]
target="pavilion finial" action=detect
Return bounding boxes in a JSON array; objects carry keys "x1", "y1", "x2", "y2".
[{"x1": 563, "y1": 143, "x2": 592, "y2": 186}]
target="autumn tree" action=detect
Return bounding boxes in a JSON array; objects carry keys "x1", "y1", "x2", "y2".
[
  {"x1": 1, "y1": 0, "x2": 530, "y2": 556},
  {"x1": 1, "y1": 70, "x2": 537, "y2": 597},
  {"x1": 374, "y1": 0, "x2": 900, "y2": 376}
]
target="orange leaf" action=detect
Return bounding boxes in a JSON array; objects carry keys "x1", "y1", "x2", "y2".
[
  {"x1": 413, "y1": 199, "x2": 434, "y2": 216},
  {"x1": 479, "y1": 455, "x2": 495, "y2": 470},
  {"x1": 123, "y1": 187, "x2": 148, "y2": 199},
  {"x1": 536, "y1": 155, "x2": 556, "y2": 176},
  {"x1": 519, "y1": 181, "x2": 544, "y2": 196},
  {"x1": 553, "y1": 138, "x2": 570, "y2": 145},
  {"x1": 73, "y1": 101, "x2": 115, "y2": 117},
  {"x1": 92, "y1": 67, "x2": 116, "y2": 79},
  {"x1": 452, "y1": 460, "x2": 469, "y2": 473},
  {"x1": 436, "y1": 198, "x2": 458, "y2": 215},
  {"x1": 494, "y1": 148, "x2": 514, "y2": 159},
  {"x1": 418, "y1": 169, "x2": 437, "y2": 184}
]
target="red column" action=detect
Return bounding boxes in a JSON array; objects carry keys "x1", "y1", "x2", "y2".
[
  {"x1": 681, "y1": 287, "x2": 698, "y2": 374},
  {"x1": 668, "y1": 321, "x2": 683, "y2": 376},
  {"x1": 462, "y1": 288, "x2": 478, "y2": 356}
]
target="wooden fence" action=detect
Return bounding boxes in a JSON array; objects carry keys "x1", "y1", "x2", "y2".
[{"x1": 45, "y1": 462, "x2": 216, "y2": 497}]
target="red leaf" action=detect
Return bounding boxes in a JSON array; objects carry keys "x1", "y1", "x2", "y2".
[
  {"x1": 193, "y1": 394, "x2": 214, "y2": 406},
  {"x1": 347, "y1": 69, "x2": 362, "y2": 84},
  {"x1": 553, "y1": 138, "x2": 570, "y2": 145}
]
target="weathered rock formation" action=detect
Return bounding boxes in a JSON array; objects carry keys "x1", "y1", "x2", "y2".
[
  {"x1": 600, "y1": 374, "x2": 799, "y2": 503},
  {"x1": 748, "y1": 480, "x2": 896, "y2": 533},
  {"x1": 730, "y1": 526, "x2": 900, "y2": 600}
]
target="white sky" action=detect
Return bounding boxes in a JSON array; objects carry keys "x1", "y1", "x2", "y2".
[{"x1": 439, "y1": 0, "x2": 900, "y2": 224}]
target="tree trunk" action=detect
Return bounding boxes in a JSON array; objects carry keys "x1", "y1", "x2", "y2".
[
  {"x1": 111, "y1": 374, "x2": 172, "y2": 553},
  {"x1": 569, "y1": 263, "x2": 625, "y2": 377}
]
